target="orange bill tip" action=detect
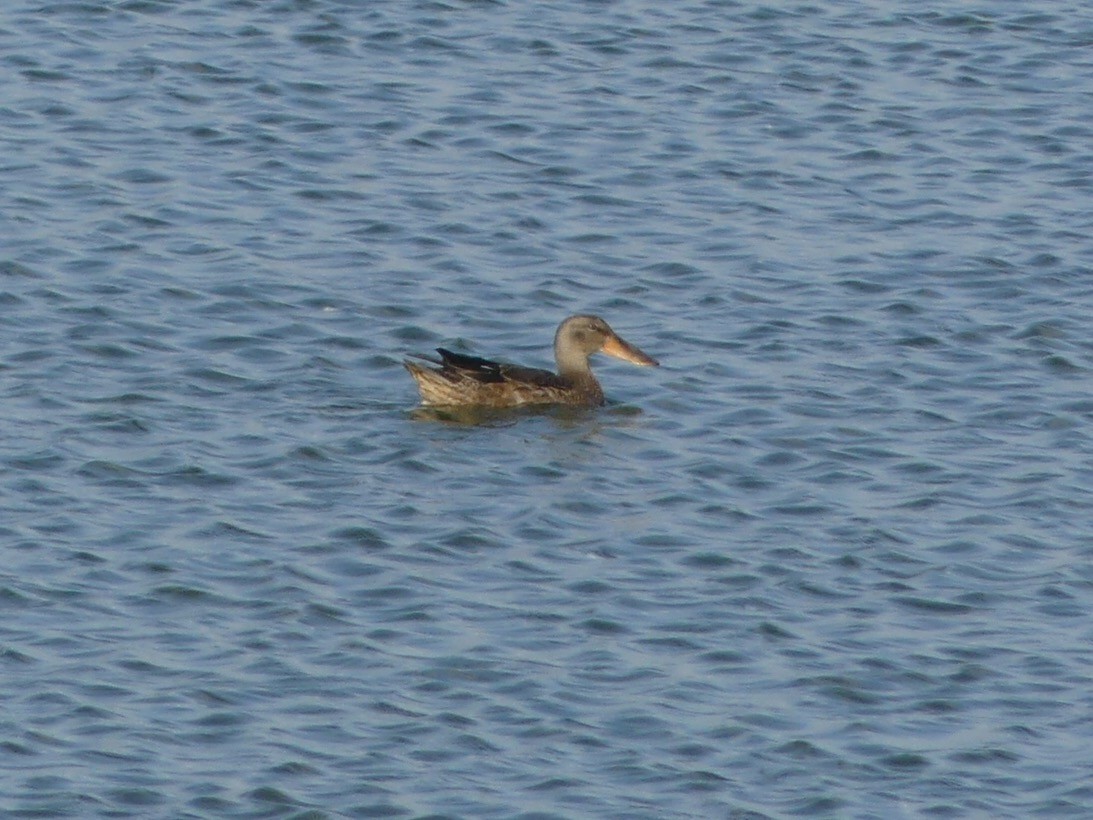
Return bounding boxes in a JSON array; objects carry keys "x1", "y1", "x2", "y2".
[{"x1": 601, "y1": 333, "x2": 659, "y2": 367}]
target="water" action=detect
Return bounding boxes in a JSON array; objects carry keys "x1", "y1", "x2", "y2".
[{"x1": 2, "y1": 1, "x2": 1092, "y2": 817}]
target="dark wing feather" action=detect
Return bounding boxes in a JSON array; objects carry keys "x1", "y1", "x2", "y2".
[
  {"x1": 496, "y1": 363, "x2": 567, "y2": 389},
  {"x1": 436, "y1": 348, "x2": 505, "y2": 383},
  {"x1": 436, "y1": 348, "x2": 565, "y2": 389}
]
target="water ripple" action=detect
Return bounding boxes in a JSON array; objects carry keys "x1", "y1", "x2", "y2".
[{"x1": 2, "y1": 0, "x2": 1093, "y2": 817}]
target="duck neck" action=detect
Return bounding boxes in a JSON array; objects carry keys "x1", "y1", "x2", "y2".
[
  {"x1": 555, "y1": 342, "x2": 592, "y2": 379},
  {"x1": 555, "y1": 346, "x2": 603, "y2": 403}
]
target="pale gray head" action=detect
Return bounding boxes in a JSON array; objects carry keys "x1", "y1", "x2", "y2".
[{"x1": 553, "y1": 314, "x2": 659, "y2": 375}]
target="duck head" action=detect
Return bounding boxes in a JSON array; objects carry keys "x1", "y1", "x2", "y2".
[{"x1": 554, "y1": 315, "x2": 659, "y2": 375}]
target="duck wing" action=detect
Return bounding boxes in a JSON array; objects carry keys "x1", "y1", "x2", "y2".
[{"x1": 436, "y1": 348, "x2": 565, "y2": 388}]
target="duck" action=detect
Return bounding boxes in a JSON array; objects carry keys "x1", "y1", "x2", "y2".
[{"x1": 404, "y1": 314, "x2": 659, "y2": 407}]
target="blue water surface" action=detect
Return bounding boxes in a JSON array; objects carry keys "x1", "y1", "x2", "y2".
[{"x1": 2, "y1": 2, "x2": 1092, "y2": 817}]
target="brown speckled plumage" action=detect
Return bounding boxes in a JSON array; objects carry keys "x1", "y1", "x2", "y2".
[{"x1": 404, "y1": 315, "x2": 658, "y2": 408}]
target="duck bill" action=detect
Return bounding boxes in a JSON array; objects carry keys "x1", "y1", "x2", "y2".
[{"x1": 601, "y1": 332, "x2": 659, "y2": 367}]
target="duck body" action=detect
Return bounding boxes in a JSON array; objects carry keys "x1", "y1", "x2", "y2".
[{"x1": 404, "y1": 315, "x2": 658, "y2": 408}]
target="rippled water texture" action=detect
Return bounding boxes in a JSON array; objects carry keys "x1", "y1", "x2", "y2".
[{"x1": 3, "y1": 1, "x2": 1093, "y2": 817}]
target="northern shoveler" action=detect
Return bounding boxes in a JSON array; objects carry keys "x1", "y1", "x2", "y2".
[{"x1": 404, "y1": 314, "x2": 659, "y2": 407}]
